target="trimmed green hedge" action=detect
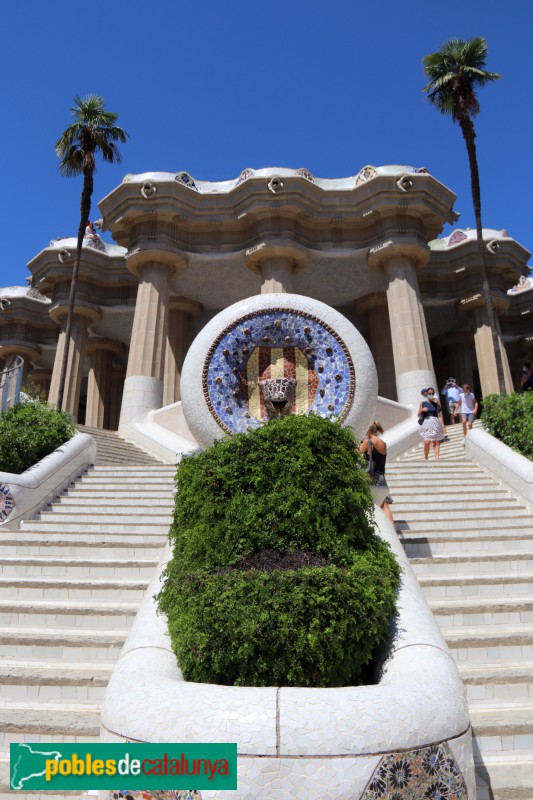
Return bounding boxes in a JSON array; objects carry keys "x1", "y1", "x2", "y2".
[
  {"x1": 157, "y1": 414, "x2": 400, "y2": 688},
  {"x1": 481, "y1": 392, "x2": 533, "y2": 461},
  {"x1": 0, "y1": 401, "x2": 75, "y2": 474}
]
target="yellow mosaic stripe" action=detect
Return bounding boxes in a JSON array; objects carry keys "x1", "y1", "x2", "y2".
[
  {"x1": 246, "y1": 349, "x2": 261, "y2": 419},
  {"x1": 269, "y1": 348, "x2": 285, "y2": 378},
  {"x1": 295, "y1": 349, "x2": 309, "y2": 413}
]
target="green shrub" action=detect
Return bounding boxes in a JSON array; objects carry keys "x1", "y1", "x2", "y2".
[
  {"x1": 481, "y1": 392, "x2": 533, "y2": 461},
  {"x1": 0, "y1": 401, "x2": 75, "y2": 474},
  {"x1": 157, "y1": 414, "x2": 400, "y2": 688}
]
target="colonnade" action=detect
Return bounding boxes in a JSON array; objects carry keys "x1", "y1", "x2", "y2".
[{"x1": 10, "y1": 240, "x2": 518, "y2": 429}]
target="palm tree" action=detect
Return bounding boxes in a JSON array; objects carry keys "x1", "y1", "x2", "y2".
[
  {"x1": 422, "y1": 37, "x2": 507, "y2": 394},
  {"x1": 55, "y1": 95, "x2": 128, "y2": 412}
]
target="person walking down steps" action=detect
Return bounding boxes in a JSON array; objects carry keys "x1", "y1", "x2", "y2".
[
  {"x1": 418, "y1": 387, "x2": 446, "y2": 461},
  {"x1": 454, "y1": 383, "x2": 479, "y2": 438}
]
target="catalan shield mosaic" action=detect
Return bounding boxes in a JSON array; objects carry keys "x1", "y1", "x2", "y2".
[{"x1": 202, "y1": 308, "x2": 355, "y2": 435}]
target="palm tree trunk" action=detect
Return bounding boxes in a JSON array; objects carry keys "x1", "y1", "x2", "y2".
[
  {"x1": 56, "y1": 167, "x2": 93, "y2": 412},
  {"x1": 459, "y1": 115, "x2": 506, "y2": 395}
]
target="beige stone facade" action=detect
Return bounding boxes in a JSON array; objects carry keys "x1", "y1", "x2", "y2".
[{"x1": 0, "y1": 165, "x2": 531, "y2": 427}]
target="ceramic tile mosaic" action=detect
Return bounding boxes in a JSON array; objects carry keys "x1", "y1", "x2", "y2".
[
  {"x1": 355, "y1": 166, "x2": 377, "y2": 186},
  {"x1": 362, "y1": 742, "x2": 467, "y2": 799},
  {"x1": 235, "y1": 168, "x2": 255, "y2": 185},
  {"x1": 0, "y1": 484, "x2": 15, "y2": 522},
  {"x1": 175, "y1": 172, "x2": 198, "y2": 191},
  {"x1": 447, "y1": 230, "x2": 468, "y2": 247},
  {"x1": 296, "y1": 167, "x2": 314, "y2": 182},
  {"x1": 202, "y1": 308, "x2": 355, "y2": 435}
]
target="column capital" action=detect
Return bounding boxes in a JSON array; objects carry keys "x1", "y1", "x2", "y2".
[
  {"x1": 27, "y1": 368, "x2": 52, "y2": 382},
  {"x1": 86, "y1": 338, "x2": 126, "y2": 358},
  {"x1": 169, "y1": 296, "x2": 202, "y2": 316},
  {"x1": 367, "y1": 237, "x2": 430, "y2": 272},
  {"x1": 49, "y1": 302, "x2": 102, "y2": 327},
  {"x1": 125, "y1": 244, "x2": 187, "y2": 278},
  {"x1": 457, "y1": 290, "x2": 509, "y2": 317},
  {"x1": 244, "y1": 241, "x2": 308, "y2": 275},
  {"x1": 0, "y1": 343, "x2": 42, "y2": 362}
]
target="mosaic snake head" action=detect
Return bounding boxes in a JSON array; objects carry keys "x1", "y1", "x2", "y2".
[{"x1": 259, "y1": 377, "x2": 296, "y2": 419}]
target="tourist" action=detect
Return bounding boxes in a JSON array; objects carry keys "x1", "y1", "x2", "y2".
[
  {"x1": 520, "y1": 361, "x2": 533, "y2": 391},
  {"x1": 454, "y1": 383, "x2": 479, "y2": 437},
  {"x1": 359, "y1": 421, "x2": 394, "y2": 527},
  {"x1": 418, "y1": 387, "x2": 445, "y2": 461},
  {"x1": 441, "y1": 377, "x2": 461, "y2": 425}
]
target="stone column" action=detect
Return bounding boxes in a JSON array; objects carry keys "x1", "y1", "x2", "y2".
[
  {"x1": 0, "y1": 344, "x2": 42, "y2": 385},
  {"x1": 459, "y1": 293, "x2": 513, "y2": 396},
  {"x1": 48, "y1": 305, "x2": 101, "y2": 418},
  {"x1": 445, "y1": 333, "x2": 475, "y2": 391},
  {"x1": 245, "y1": 243, "x2": 307, "y2": 294},
  {"x1": 109, "y1": 367, "x2": 126, "y2": 431},
  {"x1": 164, "y1": 297, "x2": 202, "y2": 406},
  {"x1": 120, "y1": 248, "x2": 187, "y2": 428},
  {"x1": 86, "y1": 339, "x2": 125, "y2": 429},
  {"x1": 355, "y1": 293, "x2": 397, "y2": 401},
  {"x1": 368, "y1": 241, "x2": 435, "y2": 406}
]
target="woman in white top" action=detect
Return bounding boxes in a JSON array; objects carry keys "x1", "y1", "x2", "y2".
[{"x1": 454, "y1": 383, "x2": 478, "y2": 437}]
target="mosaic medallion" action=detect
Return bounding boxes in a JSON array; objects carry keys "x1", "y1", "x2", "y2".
[
  {"x1": 362, "y1": 742, "x2": 467, "y2": 799},
  {"x1": 202, "y1": 309, "x2": 355, "y2": 435},
  {"x1": 0, "y1": 484, "x2": 15, "y2": 522}
]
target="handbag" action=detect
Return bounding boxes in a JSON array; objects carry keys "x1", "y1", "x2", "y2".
[{"x1": 364, "y1": 437, "x2": 390, "y2": 505}]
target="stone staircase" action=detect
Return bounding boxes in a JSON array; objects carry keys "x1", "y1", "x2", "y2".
[
  {"x1": 389, "y1": 421, "x2": 533, "y2": 800},
  {"x1": 0, "y1": 428, "x2": 175, "y2": 797}
]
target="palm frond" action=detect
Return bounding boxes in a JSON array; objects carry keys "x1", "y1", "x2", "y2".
[{"x1": 56, "y1": 95, "x2": 129, "y2": 178}]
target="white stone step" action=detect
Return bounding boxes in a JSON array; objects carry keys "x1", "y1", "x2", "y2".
[
  {"x1": 20, "y1": 519, "x2": 170, "y2": 534},
  {"x1": 0, "y1": 625, "x2": 129, "y2": 647},
  {"x1": 403, "y1": 533, "x2": 533, "y2": 554},
  {"x1": 59, "y1": 490, "x2": 174, "y2": 502},
  {"x1": 36, "y1": 510, "x2": 173, "y2": 526},
  {"x1": 475, "y1": 754, "x2": 533, "y2": 800},
  {"x1": 443, "y1": 622, "x2": 533, "y2": 645},
  {"x1": 412, "y1": 553, "x2": 533, "y2": 575},
  {"x1": 0, "y1": 701, "x2": 101, "y2": 736},
  {"x1": 0, "y1": 660, "x2": 113, "y2": 702},
  {"x1": 399, "y1": 510, "x2": 532, "y2": 528},
  {"x1": 420, "y1": 579, "x2": 533, "y2": 606},
  {"x1": 0, "y1": 555, "x2": 159, "y2": 578},
  {"x1": 2, "y1": 531, "x2": 166, "y2": 547},
  {"x1": 0, "y1": 598, "x2": 138, "y2": 629},
  {"x1": 430, "y1": 596, "x2": 533, "y2": 628},
  {"x1": 399, "y1": 518, "x2": 533, "y2": 534},
  {"x1": 1, "y1": 537, "x2": 165, "y2": 557},
  {"x1": 392, "y1": 498, "x2": 521, "y2": 512},
  {"x1": 0, "y1": 576, "x2": 149, "y2": 601}
]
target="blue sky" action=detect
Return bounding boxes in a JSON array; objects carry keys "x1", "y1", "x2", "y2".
[{"x1": 2, "y1": 0, "x2": 531, "y2": 287}]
